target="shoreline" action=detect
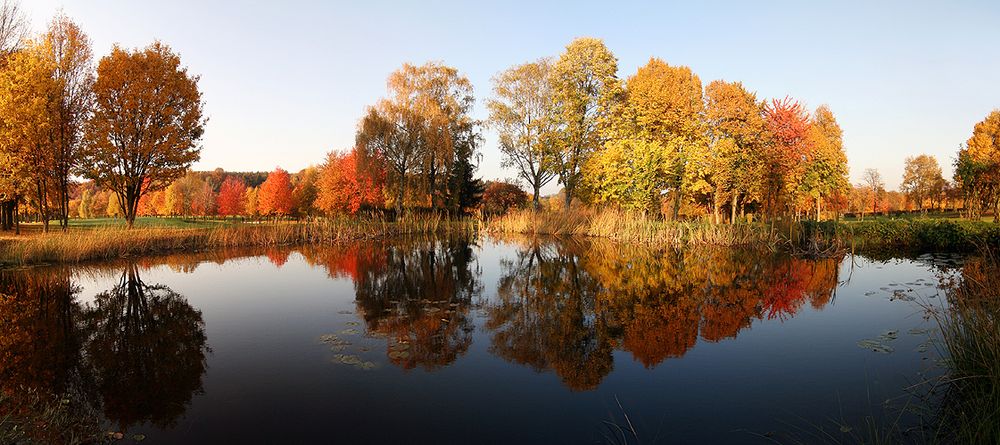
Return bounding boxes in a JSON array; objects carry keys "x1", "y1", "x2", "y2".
[{"x1": 0, "y1": 211, "x2": 997, "y2": 266}]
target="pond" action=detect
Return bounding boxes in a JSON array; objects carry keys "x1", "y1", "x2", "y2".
[{"x1": 0, "y1": 236, "x2": 964, "y2": 444}]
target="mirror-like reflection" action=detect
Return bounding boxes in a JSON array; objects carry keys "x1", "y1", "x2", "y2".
[
  {"x1": 0, "y1": 263, "x2": 207, "y2": 440},
  {"x1": 0, "y1": 237, "x2": 966, "y2": 443},
  {"x1": 302, "y1": 238, "x2": 482, "y2": 370},
  {"x1": 82, "y1": 263, "x2": 209, "y2": 429},
  {"x1": 483, "y1": 238, "x2": 843, "y2": 388}
]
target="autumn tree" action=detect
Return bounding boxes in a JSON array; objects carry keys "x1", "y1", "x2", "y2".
[
  {"x1": 79, "y1": 42, "x2": 205, "y2": 228},
  {"x1": 800, "y1": 105, "x2": 848, "y2": 220},
  {"x1": 357, "y1": 62, "x2": 481, "y2": 215},
  {"x1": 901, "y1": 154, "x2": 944, "y2": 212},
  {"x1": 0, "y1": 0, "x2": 28, "y2": 230},
  {"x1": 292, "y1": 166, "x2": 319, "y2": 216},
  {"x1": 216, "y1": 176, "x2": 247, "y2": 216},
  {"x1": 243, "y1": 186, "x2": 259, "y2": 217},
  {"x1": 587, "y1": 58, "x2": 704, "y2": 215},
  {"x1": 548, "y1": 37, "x2": 620, "y2": 208},
  {"x1": 163, "y1": 172, "x2": 214, "y2": 216},
  {"x1": 481, "y1": 180, "x2": 528, "y2": 215},
  {"x1": 762, "y1": 97, "x2": 812, "y2": 217},
  {"x1": 703, "y1": 80, "x2": 768, "y2": 223},
  {"x1": 258, "y1": 167, "x2": 293, "y2": 216},
  {"x1": 45, "y1": 13, "x2": 94, "y2": 230},
  {"x1": 0, "y1": 38, "x2": 59, "y2": 231},
  {"x1": 316, "y1": 149, "x2": 384, "y2": 215},
  {"x1": 862, "y1": 168, "x2": 885, "y2": 214},
  {"x1": 487, "y1": 58, "x2": 557, "y2": 209},
  {"x1": 961, "y1": 110, "x2": 1000, "y2": 221},
  {"x1": 0, "y1": 0, "x2": 26, "y2": 61}
]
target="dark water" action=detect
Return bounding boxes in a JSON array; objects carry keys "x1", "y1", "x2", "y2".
[{"x1": 0, "y1": 236, "x2": 964, "y2": 444}]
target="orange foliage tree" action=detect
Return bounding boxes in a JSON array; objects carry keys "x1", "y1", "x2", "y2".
[
  {"x1": 315, "y1": 149, "x2": 384, "y2": 214},
  {"x1": 80, "y1": 41, "x2": 204, "y2": 228},
  {"x1": 258, "y1": 168, "x2": 293, "y2": 216}
]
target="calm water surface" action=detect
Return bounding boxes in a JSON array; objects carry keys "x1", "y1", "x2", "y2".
[{"x1": 0, "y1": 236, "x2": 963, "y2": 444}]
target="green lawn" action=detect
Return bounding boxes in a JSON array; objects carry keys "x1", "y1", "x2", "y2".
[
  {"x1": 841, "y1": 211, "x2": 996, "y2": 223},
  {"x1": 26, "y1": 216, "x2": 236, "y2": 229}
]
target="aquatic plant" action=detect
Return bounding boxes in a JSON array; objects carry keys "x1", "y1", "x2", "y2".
[{"x1": 928, "y1": 249, "x2": 1000, "y2": 443}]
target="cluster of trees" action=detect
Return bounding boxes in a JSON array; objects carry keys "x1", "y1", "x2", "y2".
[
  {"x1": 69, "y1": 168, "x2": 320, "y2": 219},
  {"x1": 0, "y1": 3, "x2": 205, "y2": 230},
  {"x1": 2, "y1": 0, "x2": 993, "y2": 227},
  {"x1": 956, "y1": 110, "x2": 1000, "y2": 221},
  {"x1": 488, "y1": 37, "x2": 850, "y2": 222},
  {"x1": 845, "y1": 156, "x2": 956, "y2": 219}
]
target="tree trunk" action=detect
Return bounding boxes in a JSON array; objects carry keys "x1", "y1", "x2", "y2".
[
  {"x1": 731, "y1": 194, "x2": 738, "y2": 224},
  {"x1": 712, "y1": 189, "x2": 721, "y2": 225},
  {"x1": 395, "y1": 177, "x2": 406, "y2": 218},
  {"x1": 671, "y1": 189, "x2": 681, "y2": 221},
  {"x1": 994, "y1": 196, "x2": 999, "y2": 224},
  {"x1": 532, "y1": 185, "x2": 541, "y2": 211},
  {"x1": 563, "y1": 184, "x2": 573, "y2": 209},
  {"x1": 815, "y1": 195, "x2": 821, "y2": 221}
]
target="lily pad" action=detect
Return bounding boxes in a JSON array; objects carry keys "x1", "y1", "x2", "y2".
[
  {"x1": 388, "y1": 350, "x2": 411, "y2": 360},
  {"x1": 857, "y1": 339, "x2": 894, "y2": 354},
  {"x1": 339, "y1": 328, "x2": 360, "y2": 336},
  {"x1": 878, "y1": 330, "x2": 898, "y2": 341},
  {"x1": 337, "y1": 310, "x2": 353, "y2": 315},
  {"x1": 344, "y1": 321, "x2": 359, "y2": 327},
  {"x1": 332, "y1": 354, "x2": 362, "y2": 365}
]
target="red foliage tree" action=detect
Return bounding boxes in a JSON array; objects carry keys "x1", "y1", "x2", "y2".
[
  {"x1": 217, "y1": 177, "x2": 248, "y2": 216},
  {"x1": 258, "y1": 168, "x2": 293, "y2": 216},
  {"x1": 316, "y1": 149, "x2": 384, "y2": 214},
  {"x1": 481, "y1": 181, "x2": 528, "y2": 215},
  {"x1": 763, "y1": 97, "x2": 813, "y2": 214}
]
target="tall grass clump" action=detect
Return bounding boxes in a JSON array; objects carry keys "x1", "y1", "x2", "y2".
[
  {"x1": 845, "y1": 219, "x2": 1000, "y2": 252},
  {"x1": 487, "y1": 208, "x2": 779, "y2": 246},
  {"x1": 0, "y1": 214, "x2": 480, "y2": 265},
  {"x1": 929, "y1": 248, "x2": 1000, "y2": 443}
]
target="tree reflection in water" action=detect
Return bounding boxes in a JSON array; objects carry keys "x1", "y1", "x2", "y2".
[
  {"x1": 485, "y1": 238, "x2": 844, "y2": 388},
  {"x1": 0, "y1": 262, "x2": 209, "y2": 437},
  {"x1": 485, "y1": 238, "x2": 612, "y2": 391},
  {"x1": 82, "y1": 263, "x2": 209, "y2": 429},
  {"x1": 303, "y1": 237, "x2": 483, "y2": 370},
  {"x1": 304, "y1": 237, "x2": 842, "y2": 388}
]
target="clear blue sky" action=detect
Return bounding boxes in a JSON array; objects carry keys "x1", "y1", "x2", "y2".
[{"x1": 27, "y1": 0, "x2": 1000, "y2": 191}]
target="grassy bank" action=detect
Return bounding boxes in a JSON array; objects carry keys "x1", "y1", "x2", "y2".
[
  {"x1": 810, "y1": 218, "x2": 1000, "y2": 252},
  {"x1": 486, "y1": 209, "x2": 781, "y2": 246},
  {"x1": 488, "y1": 209, "x2": 1000, "y2": 253},
  {"x1": 0, "y1": 214, "x2": 478, "y2": 265}
]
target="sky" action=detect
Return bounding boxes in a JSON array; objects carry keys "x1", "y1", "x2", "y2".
[{"x1": 25, "y1": 0, "x2": 1000, "y2": 192}]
